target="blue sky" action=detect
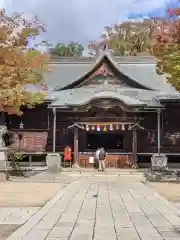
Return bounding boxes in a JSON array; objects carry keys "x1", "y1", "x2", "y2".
[{"x1": 0, "y1": 0, "x2": 178, "y2": 47}]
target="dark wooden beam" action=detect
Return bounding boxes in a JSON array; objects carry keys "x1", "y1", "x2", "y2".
[
  {"x1": 53, "y1": 108, "x2": 56, "y2": 152},
  {"x1": 73, "y1": 127, "x2": 79, "y2": 167},
  {"x1": 132, "y1": 127, "x2": 137, "y2": 168},
  {"x1": 157, "y1": 108, "x2": 161, "y2": 154}
]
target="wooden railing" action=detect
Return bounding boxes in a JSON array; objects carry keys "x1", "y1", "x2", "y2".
[
  {"x1": 79, "y1": 152, "x2": 133, "y2": 168},
  {"x1": 161, "y1": 146, "x2": 180, "y2": 153}
]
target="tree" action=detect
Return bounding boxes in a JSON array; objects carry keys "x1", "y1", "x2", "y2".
[
  {"x1": 108, "y1": 20, "x2": 155, "y2": 55},
  {"x1": 0, "y1": 9, "x2": 50, "y2": 115},
  {"x1": 54, "y1": 42, "x2": 84, "y2": 57},
  {"x1": 89, "y1": 19, "x2": 163, "y2": 56},
  {"x1": 151, "y1": 7, "x2": 180, "y2": 91}
]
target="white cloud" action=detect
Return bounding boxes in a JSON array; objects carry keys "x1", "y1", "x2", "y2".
[
  {"x1": 0, "y1": 0, "x2": 12, "y2": 9},
  {"x1": 0, "y1": 0, "x2": 6, "y2": 7},
  {"x1": 3, "y1": 0, "x2": 171, "y2": 44}
]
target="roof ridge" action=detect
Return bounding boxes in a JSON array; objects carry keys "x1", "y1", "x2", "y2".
[
  {"x1": 102, "y1": 53, "x2": 155, "y2": 91},
  {"x1": 50, "y1": 55, "x2": 156, "y2": 64},
  {"x1": 50, "y1": 62, "x2": 92, "y2": 64},
  {"x1": 53, "y1": 52, "x2": 155, "y2": 91}
]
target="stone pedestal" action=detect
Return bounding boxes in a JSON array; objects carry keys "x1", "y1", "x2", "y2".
[
  {"x1": 0, "y1": 151, "x2": 6, "y2": 169},
  {"x1": 46, "y1": 153, "x2": 62, "y2": 173},
  {"x1": 72, "y1": 163, "x2": 80, "y2": 168},
  {"x1": 145, "y1": 154, "x2": 168, "y2": 182},
  {"x1": 0, "y1": 125, "x2": 9, "y2": 181},
  {"x1": 145, "y1": 170, "x2": 162, "y2": 182},
  {"x1": 0, "y1": 146, "x2": 8, "y2": 167},
  {"x1": 0, "y1": 147, "x2": 9, "y2": 181},
  {"x1": 151, "y1": 153, "x2": 167, "y2": 170},
  {"x1": 0, "y1": 125, "x2": 7, "y2": 168}
]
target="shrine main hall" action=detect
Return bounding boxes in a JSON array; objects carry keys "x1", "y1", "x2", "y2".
[{"x1": 6, "y1": 49, "x2": 180, "y2": 168}]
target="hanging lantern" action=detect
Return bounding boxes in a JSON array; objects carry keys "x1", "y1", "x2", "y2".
[
  {"x1": 97, "y1": 125, "x2": 100, "y2": 131},
  {"x1": 109, "y1": 124, "x2": 113, "y2": 131},
  {"x1": 122, "y1": 124, "x2": 125, "y2": 131},
  {"x1": 128, "y1": 124, "x2": 132, "y2": 130},
  {"x1": 116, "y1": 124, "x2": 119, "y2": 130},
  {"x1": 103, "y1": 125, "x2": 107, "y2": 132},
  {"x1": 86, "y1": 125, "x2": 89, "y2": 131},
  {"x1": 92, "y1": 125, "x2": 95, "y2": 131}
]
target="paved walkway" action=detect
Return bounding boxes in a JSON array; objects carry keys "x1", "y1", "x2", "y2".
[
  {"x1": 0, "y1": 207, "x2": 40, "y2": 225},
  {"x1": 7, "y1": 175, "x2": 180, "y2": 240}
]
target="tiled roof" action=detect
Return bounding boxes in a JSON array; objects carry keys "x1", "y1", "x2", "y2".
[
  {"x1": 43, "y1": 63, "x2": 92, "y2": 89},
  {"x1": 26, "y1": 53, "x2": 180, "y2": 107},
  {"x1": 117, "y1": 63, "x2": 175, "y2": 93},
  {"x1": 44, "y1": 54, "x2": 176, "y2": 94},
  {"x1": 48, "y1": 85, "x2": 163, "y2": 108}
]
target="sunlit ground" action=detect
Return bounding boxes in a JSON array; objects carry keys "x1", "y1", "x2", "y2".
[
  {"x1": 149, "y1": 182, "x2": 180, "y2": 202},
  {"x1": 0, "y1": 182, "x2": 64, "y2": 207}
]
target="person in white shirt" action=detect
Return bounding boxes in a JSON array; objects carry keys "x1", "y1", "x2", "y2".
[
  {"x1": 96, "y1": 148, "x2": 101, "y2": 160},
  {"x1": 96, "y1": 147, "x2": 106, "y2": 171}
]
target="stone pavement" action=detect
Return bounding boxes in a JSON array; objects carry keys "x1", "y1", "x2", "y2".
[
  {"x1": 0, "y1": 207, "x2": 40, "y2": 225},
  {"x1": 7, "y1": 174, "x2": 180, "y2": 240},
  {"x1": 10, "y1": 171, "x2": 81, "y2": 184}
]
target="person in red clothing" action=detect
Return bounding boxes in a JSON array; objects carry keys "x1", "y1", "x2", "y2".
[{"x1": 64, "y1": 146, "x2": 72, "y2": 161}]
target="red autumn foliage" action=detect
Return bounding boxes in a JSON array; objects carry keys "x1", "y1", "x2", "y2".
[{"x1": 151, "y1": 6, "x2": 180, "y2": 90}]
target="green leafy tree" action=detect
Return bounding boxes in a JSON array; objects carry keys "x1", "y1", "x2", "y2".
[{"x1": 54, "y1": 42, "x2": 84, "y2": 57}]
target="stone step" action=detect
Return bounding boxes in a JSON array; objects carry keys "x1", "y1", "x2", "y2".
[{"x1": 61, "y1": 168, "x2": 145, "y2": 175}]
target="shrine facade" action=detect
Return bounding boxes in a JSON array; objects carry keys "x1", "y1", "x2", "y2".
[{"x1": 6, "y1": 50, "x2": 180, "y2": 168}]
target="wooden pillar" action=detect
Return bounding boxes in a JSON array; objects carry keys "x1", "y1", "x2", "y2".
[
  {"x1": 157, "y1": 108, "x2": 161, "y2": 154},
  {"x1": 132, "y1": 127, "x2": 137, "y2": 167},
  {"x1": 73, "y1": 127, "x2": 79, "y2": 167},
  {"x1": 29, "y1": 155, "x2": 32, "y2": 166},
  {"x1": 52, "y1": 108, "x2": 56, "y2": 153},
  {"x1": 47, "y1": 110, "x2": 50, "y2": 130}
]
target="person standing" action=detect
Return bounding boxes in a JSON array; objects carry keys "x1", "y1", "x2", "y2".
[
  {"x1": 95, "y1": 148, "x2": 100, "y2": 169},
  {"x1": 98, "y1": 147, "x2": 106, "y2": 172}
]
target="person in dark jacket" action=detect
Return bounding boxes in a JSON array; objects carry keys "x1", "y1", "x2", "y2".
[{"x1": 98, "y1": 147, "x2": 106, "y2": 171}]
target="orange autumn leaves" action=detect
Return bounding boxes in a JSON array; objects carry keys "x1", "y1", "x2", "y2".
[
  {"x1": 0, "y1": 9, "x2": 50, "y2": 115},
  {"x1": 151, "y1": 7, "x2": 180, "y2": 90},
  {"x1": 90, "y1": 4, "x2": 180, "y2": 91}
]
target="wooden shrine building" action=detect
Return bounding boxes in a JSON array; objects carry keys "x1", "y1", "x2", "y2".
[{"x1": 5, "y1": 49, "x2": 180, "y2": 168}]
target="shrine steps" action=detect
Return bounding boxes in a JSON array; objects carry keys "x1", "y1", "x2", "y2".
[{"x1": 60, "y1": 168, "x2": 144, "y2": 176}]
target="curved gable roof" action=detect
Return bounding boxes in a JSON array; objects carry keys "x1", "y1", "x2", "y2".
[
  {"x1": 54, "y1": 53, "x2": 152, "y2": 91},
  {"x1": 117, "y1": 63, "x2": 176, "y2": 93},
  {"x1": 44, "y1": 54, "x2": 177, "y2": 94},
  {"x1": 48, "y1": 86, "x2": 162, "y2": 108}
]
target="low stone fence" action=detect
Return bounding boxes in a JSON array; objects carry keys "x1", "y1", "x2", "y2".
[
  {"x1": 144, "y1": 153, "x2": 178, "y2": 182},
  {"x1": 145, "y1": 168, "x2": 180, "y2": 182}
]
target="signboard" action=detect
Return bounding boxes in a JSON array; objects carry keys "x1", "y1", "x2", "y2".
[{"x1": 11, "y1": 131, "x2": 48, "y2": 152}]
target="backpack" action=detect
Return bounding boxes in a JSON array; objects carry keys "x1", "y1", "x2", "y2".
[{"x1": 99, "y1": 149, "x2": 106, "y2": 160}]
